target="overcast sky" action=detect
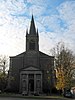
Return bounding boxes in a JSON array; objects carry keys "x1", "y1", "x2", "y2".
[{"x1": 0, "y1": 0, "x2": 75, "y2": 56}]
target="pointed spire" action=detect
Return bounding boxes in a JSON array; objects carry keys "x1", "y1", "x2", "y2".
[
  {"x1": 32, "y1": 14, "x2": 34, "y2": 23},
  {"x1": 29, "y1": 15, "x2": 36, "y2": 35},
  {"x1": 26, "y1": 28, "x2": 28, "y2": 36}
]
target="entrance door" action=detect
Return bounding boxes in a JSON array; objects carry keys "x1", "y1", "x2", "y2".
[{"x1": 29, "y1": 79, "x2": 34, "y2": 91}]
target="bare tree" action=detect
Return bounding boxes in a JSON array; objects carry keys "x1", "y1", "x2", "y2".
[
  {"x1": 51, "y1": 42, "x2": 75, "y2": 89},
  {"x1": 0, "y1": 55, "x2": 9, "y2": 91},
  {"x1": 0, "y1": 55, "x2": 9, "y2": 74}
]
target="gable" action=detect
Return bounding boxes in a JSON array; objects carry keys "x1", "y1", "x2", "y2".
[
  {"x1": 22, "y1": 66, "x2": 40, "y2": 71},
  {"x1": 39, "y1": 51, "x2": 54, "y2": 58},
  {"x1": 10, "y1": 52, "x2": 26, "y2": 58}
]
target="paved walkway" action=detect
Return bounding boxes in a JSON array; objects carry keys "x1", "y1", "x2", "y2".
[
  {"x1": 0, "y1": 97, "x2": 73, "y2": 100},
  {"x1": 0, "y1": 94, "x2": 74, "y2": 100}
]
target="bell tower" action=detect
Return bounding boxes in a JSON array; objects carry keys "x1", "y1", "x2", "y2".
[{"x1": 26, "y1": 15, "x2": 39, "y2": 52}]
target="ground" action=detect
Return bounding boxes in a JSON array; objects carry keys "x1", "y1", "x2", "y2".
[
  {"x1": 0, "y1": 97, "x2": 73, "y2": 100},
  {"x1": 0, "y1": 93, "x2": 74, "y2": 100},
  {"x1": 0, "y1": 95, "x2": 74, "y2": 100}
]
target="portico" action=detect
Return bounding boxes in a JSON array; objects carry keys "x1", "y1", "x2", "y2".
[{"x1": 20, "y1": 67, "x2": 42, "y2": 94}]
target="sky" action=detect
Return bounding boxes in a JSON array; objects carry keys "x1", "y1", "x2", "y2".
[{"x1": 0, "y1": 0, "x2": 75, "y2": 56}]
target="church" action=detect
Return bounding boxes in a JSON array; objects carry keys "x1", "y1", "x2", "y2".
[{"x1": 8, "y1": 15, "x2": 55, "y2": 94}]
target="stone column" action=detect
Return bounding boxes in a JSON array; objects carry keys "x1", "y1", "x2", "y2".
[
  {"x1": 19, "y1": 73, "x2": 22, "y2": 93},
  {"x1": 41, "y1": 74, "x2": 42, "y2": 93},
  {"x1": 27, "y1": 74, "x2": 28, "y2": 93},
  {"x1": 34, "y1": 74, "x2": 36, "y2": 94}
]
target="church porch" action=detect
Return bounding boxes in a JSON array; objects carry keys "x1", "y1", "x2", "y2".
[{"x1": 19, "y1": 67, "x2": 42, "y2": 95}]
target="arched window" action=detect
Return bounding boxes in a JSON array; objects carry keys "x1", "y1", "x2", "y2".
[{"x1": 29, "y1": 40, "x2": 35, "y2": 50}]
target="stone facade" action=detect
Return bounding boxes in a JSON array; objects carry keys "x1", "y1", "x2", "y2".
[{"x1": 8, "y1": 15, "x2": 55, "y2": 94}]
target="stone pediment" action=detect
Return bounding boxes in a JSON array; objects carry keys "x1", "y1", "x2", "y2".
[{"x1": 23, "y1": 66, "x2": 40, "y2": 71}]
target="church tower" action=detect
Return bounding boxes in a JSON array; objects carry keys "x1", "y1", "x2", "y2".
[
  {"x1": 25, "y1": 15, "x2": 39, "y2": 68},
  {"x1": 26, "y1": 15, "x2": 39, "y2": 52}
]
